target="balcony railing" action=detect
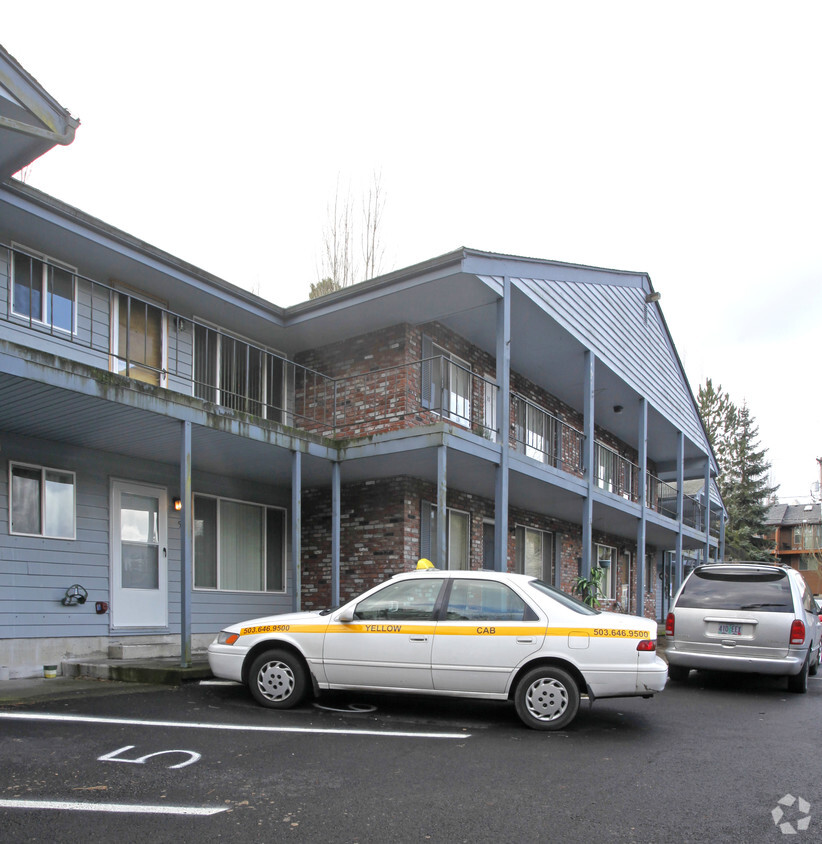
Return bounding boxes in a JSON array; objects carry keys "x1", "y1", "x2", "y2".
[
  {"x1": 2, "y1": 243, "x2": 720, "y2": 536},
  {"x1": 594, "y1": 442, "x2": 638, "y2": 500},
  {"x1": 512, "y1": 394, "x2": 583, "y2": 475},
  {"x1": 647, "y1": 473, "x2": 678, "y2": 519}
]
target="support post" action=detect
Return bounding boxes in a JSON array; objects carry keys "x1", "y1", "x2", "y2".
[
  {"x1": 675, "y1": 431, "x2": 685, "y2": 590},
  {"x1": 582, "y1": 350, "x2": 595, "y2": 578},
  {"x1": 704, "y1": 459, "x2": 711, "y2": 563},
  {"x1": 179, "y1": 420, "x2": 192, "y2": 668},
  {"x1": 437, "y1": 443, "x2": 447, "y2": 568},
  {"x1": 635, "y1": 398, "x2": 647, "y2": 615},
  {"x1": 291, "y1": 450, "x2": 302, "y2": 612},
  {"x1": 494, "y1": 276, "x2": 511, "y2": 572},
  {"x1": 332, "y1": 461, "x2": 340, "y2": 607}
]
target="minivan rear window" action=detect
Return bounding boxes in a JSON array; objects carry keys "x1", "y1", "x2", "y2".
[{"x1": 676, "y1": 570, "x2": 793, "y2": 612}]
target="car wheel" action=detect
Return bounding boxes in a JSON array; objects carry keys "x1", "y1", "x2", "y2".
[
  {"x1": 667, "y1": 664, "x2": 690, "y2": 682},
  {"x1": 809, "y1": 644, "x2": 820, "y2": 677},
  {"x1": 787, "y1": 652, "x2": 809, "y2": 694},
  {"x1": 248, "y1": 649, "x2": 307, "y2": 709},
  {"x1": 514, "y1": 666, "x2": 580, "y2": 730}
]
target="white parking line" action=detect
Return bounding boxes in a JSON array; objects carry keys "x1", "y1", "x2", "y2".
[
  {"x1": 0, "y1": 798, "x2": 227, "y2": 816},
  {"x1": 0, "y1": 711, "x2": 470, "y2": 740}
]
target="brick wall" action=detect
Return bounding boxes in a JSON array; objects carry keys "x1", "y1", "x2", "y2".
[{"x1": 298, "y1": 474, "x2": 657, "y2": 618}]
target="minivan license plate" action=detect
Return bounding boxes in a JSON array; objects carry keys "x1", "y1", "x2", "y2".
[{"x1": 717, "y1": 623, "x2": 742, "y2": 636}]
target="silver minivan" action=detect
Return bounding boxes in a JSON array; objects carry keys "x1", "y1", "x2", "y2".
[{"x1": 665, "y1": 563, "x2": 822, "y2": 693}]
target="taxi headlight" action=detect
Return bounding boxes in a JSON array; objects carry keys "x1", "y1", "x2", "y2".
[{"x1": 217, "y1": 631, "x2": 240, "y2": 645}]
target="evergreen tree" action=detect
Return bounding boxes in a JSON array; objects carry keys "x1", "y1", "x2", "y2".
[
  {"x1": 698, "y1": 379, "x2": 778, "y2": 561},
  {"x1": 697, "y1": 378, "x2": 737, "y2": 480},
  {"x1": 722, "y1": 402, "x2": 778, "y2": 560}
]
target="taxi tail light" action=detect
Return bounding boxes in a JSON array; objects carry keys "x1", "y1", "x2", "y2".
[
  {"x1": 636, "y1": 639, "x2": 656, "y2": 652},
  {"x1": 789, "y1": 620, "x2": 805, "y2": 645},
  {"x1": 665, "y1": 612, "x2": 675, "y2": 637}
]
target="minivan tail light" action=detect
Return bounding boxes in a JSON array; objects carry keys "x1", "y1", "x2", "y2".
[
  {"x1": 665, "y1": 612, "x2": 675, "y2": 637},
  {"x1": 636, "y1": 639, "x2": 656, "y2": 652},
  {"x1": 790, "y1": 620, "x2": 805, "y2": 645}
]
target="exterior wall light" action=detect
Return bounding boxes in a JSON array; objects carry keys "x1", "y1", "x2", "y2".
[
  {"x1": 173, "y1": 498, "x2": 182, "y2": 511},
  {"x1": 644, "y1": 292, "x2": 661, "y2": 304}
]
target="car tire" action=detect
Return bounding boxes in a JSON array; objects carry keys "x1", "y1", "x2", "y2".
[
  {"x1": 514, "y1": 666, "x2": 580, "y2": 730},
  {"x1": 787, "y1": 652, "x2": 809, "y2": 694},
  {"x1": 667, "y1": 664, "x2": 690, "y2": 682},
  {"x1": 248, "y1": 649, "x2": 307, "y2": 709}
]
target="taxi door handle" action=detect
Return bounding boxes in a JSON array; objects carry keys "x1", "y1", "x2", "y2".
[
  {"x1": 517, "y1": 637, "x2": 535, "y2": 644},
  {"x1": 409, "y1": 636, "x2": 429, "y2": 643}
]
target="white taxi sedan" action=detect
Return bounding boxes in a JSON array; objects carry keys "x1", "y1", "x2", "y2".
[{"x1": 208, "y1": 569, "x2": 667, "y2": 730}]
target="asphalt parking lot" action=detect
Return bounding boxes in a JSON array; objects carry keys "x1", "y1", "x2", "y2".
[{"x1": 1, "y1": 672, "x2": 821, "y2": 843}]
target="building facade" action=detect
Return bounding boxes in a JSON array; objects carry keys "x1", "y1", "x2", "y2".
[
  {"x1": 0, "y1": 45, "x2": 725, "y2": 677},
  {"x1": 766, "y1": 503, "x2": 822, "y2": 594}
]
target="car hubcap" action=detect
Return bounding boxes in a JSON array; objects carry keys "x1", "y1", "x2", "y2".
[
  {"x1": 525, "y1": 677, "x2": 568, "y2": 721},
  {"x1": 257, "y1": 660, "x2": 295, "y2": 701}
]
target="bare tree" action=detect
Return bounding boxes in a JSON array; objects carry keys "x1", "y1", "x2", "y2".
[
  {"x1": 361, "y1": 171, "x2": 385, "y2": 282},
  {"x1": 318, "y1": 179, "x2": 357, "y2": 294},
  {"x1": 312, "y1": 172, "x2": 387, "y2": 299}
]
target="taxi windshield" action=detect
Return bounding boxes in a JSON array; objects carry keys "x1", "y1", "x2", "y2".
[{"x1": 528, "y1": 580, "x2": 600, "y2": 615}]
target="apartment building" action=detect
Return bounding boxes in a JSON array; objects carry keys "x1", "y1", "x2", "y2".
[{"x1": 0, "y1": 45, "x2": 724, "y2": 676}]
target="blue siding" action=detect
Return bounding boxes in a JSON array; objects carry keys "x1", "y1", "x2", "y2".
[
  {"x1": 513, "y1": 276, "x2": 708, "y2": 452},
  {"x1": 0, "y1": 434, "x2": 293, "y2": 639}
]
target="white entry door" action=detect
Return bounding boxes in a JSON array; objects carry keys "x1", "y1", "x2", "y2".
[{"x1": 111, "y1": 480, "x2": 168, "y2": 628}]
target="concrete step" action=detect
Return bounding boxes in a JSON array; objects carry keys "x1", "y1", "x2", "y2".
[
  {"x1": 64, "y1": 655, "x2": 212, "y2": 685},
  {"x1": 108, "y1": 642, "x2": 180, "y2": 659}
]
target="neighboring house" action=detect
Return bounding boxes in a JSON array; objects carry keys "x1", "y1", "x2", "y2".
[
  {"x1": 0, "y1": 45, "x2": 725, "y2": 677},
  {"x1": 766, "y1": 503, "x2": 822, "y2": 594}
]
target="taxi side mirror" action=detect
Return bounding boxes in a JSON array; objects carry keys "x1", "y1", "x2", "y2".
[{"x1": 337, "y1": 606, "x2": 355, "y2": 623}]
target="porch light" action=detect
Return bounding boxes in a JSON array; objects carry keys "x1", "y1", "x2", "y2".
[{"x1": 173, "y1": 497, "x2": 182, "y2": 511}]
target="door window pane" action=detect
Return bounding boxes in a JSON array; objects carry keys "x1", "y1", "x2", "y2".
[
  {"x1": 122, "y1": 544, "x2": 160, "y2": 589},
  {"x1": 354, "y1": 578, "x2": 443, "y2": 621},
  {"x1": 446, "y1": 580, "x2": 527, "y2": 621},
  {"x1": 12, "y1": 252, "x2": 43, "y2": 321}
]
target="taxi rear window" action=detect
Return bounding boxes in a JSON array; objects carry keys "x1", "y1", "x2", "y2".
[{"x1": 676, "y1": 570, "x2": 793, "y2": 612}]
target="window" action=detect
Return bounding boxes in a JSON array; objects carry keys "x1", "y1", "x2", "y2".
[
  {"x1": 194, "y1": 495, "x2": 285, "y2": 592},
  {"x1": 10, "y1": 462, "x2": 76, "y2": 539},
  {"x1": 515, "y1": 399, "x2": 557, "y2": 464},
  {"x1": 354, "y1": 578, "x2": 443, "y2": 621},
  {"x1": 112, "y1": 292, "x2": 166, "y2": 387},
  {"x1": 420, "y1": 501, "x2": 470, "y2": 570},
  {"x1": 194, "y1": 324, "x2": 287, "y2": 421},
  {"x1": 515, "y1": 525, "x2": 554, "y2": 581},
  {"x1": 445, "y1": 579, "x2": 530, "y2": 621},
  {"x1": 596, "y1": 444, "x2": 617, "y2": 493},
  {"x1": 422, "y1": 337, "x2": 472, "y2": 426},
  {"x1": 11, "y1": 248, "x2": 75, "y2": 333},
  {"x1": 596, "y1": 544, "x2": 617, "y2": 600}
]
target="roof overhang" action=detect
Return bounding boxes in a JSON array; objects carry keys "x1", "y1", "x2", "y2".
[{"x1": 0, "y1": 44, "x2": 79, "y2": 179}]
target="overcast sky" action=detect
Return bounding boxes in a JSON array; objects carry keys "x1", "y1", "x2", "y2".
[{"x1": 4, "y1": 1, "x2": 821, "y2": 501}]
